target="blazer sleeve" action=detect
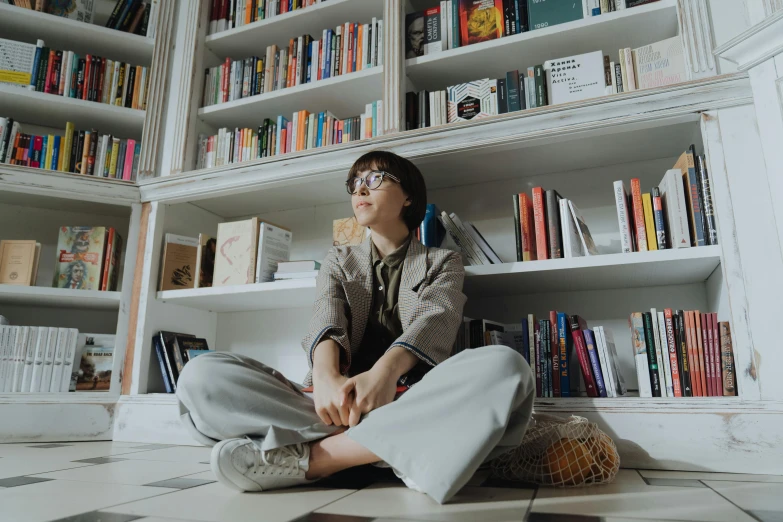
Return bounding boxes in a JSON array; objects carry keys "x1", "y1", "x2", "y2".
[
  {"x1": 300, "y1": 248, "x2": 352, "y2": 373},
  {"x1": 388, "y1": 250, "x2": 467, "y2": 368}
]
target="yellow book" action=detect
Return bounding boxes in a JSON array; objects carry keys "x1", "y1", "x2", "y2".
[
  {"x1": 103, "y1": 139, "x2": 113, "y2": 177},
  {"x1": 109, "y1": 138, "x2": 120, "y2": 178},
  {"x1": 45, "y1": 134, "x2": 55, "y2": 170},
  {"x1": 60, "y1": 122, "x2": 74, "y2": 172},
  {"x1": 642, "y1": 193, "x2": 657, "y2": 251}
]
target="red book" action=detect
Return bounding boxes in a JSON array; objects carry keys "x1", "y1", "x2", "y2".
[
  {"x1": 222, "y1": 58, "x2": 230, "y2": 103},
  {"x1": 550, "y1": 310, "x2": 560, "y2": 397},
  {"x1": 711, "y1": 313, "x2": 721, "y2": 396},
  {"x1": 100, "y1": 228, "x2": 115, "y2": 291},
  {"x1": 49, "y1": 51, "x2": 62, "y2": 95},
  {"x1": 630, "y1": 178, "x2": 648, "y2": 251},
  {"x1": 534, "y1": 319, "x2": 541, "y2": 397},
  {"x1": 96, "y1": 57, "x2": 106, "y2": 103},
  {"x1": 123, "y1": 139, "x2": 136, "y2": 180},
  {"x1": 82, "y1": 54, "x2": 92, "y2": 100},
  {"x1": 459, "y1": 0, "x2": 504, "y2": 46},
  {"x1": 664, "y1": 309, "x2": 682, "y2": 397},
  {"x1": 43, "y1": 49, "x2": 56, "y2": 94},
  {"x1": 532, "y1": 187, "x2": 548, "y2": 260},
  {"x1": 219, "y1": 0, "x2": 229, "y2": 28},
  {"x1": 30, "y1": 135, "x2": 43, "y2": 168},
  {"x1": 684, "y1": 311, "x2": 701, "y2": 396},
  {"x1": 519, "y1": 193, "x2": 537, "y2": 261},
  {"x1": 695, "y1": 311, "x2": 707, "y2": 396},
  {"x1": 569, "y1": 315, "x2": 597, "y2": 397},
  {"x1": 210, "y1": 0, "x2": 219, "y2": 24},
  {"x1": 701, "y1": 312, "x2": 713, "y2": 396}
]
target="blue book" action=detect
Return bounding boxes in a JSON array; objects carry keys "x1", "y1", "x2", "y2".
[
  {"x1": 316, "y1": 112, "x2": 324, "y2": 147},
  {"x1": 186, "y1": 349, "x2": 213, "y2": 360},
  {"x1": 371, "y1": 101, "x2": 377, "y2": 137},
  {"x1": 324, "y1": 30, "x2": 332, "y2": 79},
  {"x1": 69, "y1": 54, "x2": 80, "y2": 98},
  {"x1": 352, "y1": 23, "x2": 358, "y2": 72},
  {"x1": 30, "y1": 42, "x2": 43, "y2": 88},
  {"x1": 51, "y1": 135, "x2": 61, "y2": 171},
  {"x1": 557, "y1": 313, "x2": 569, "y2": 396},
  {"x1": 583, "y1": 329, "x2": 607, "y2": 397},
  {"x1": 40, "y1": 136, "x2": 48, "y2": 169},
  {"x1": 520, "y1": 320, "x2": 529, "y2": 364},
  {"x1": 306, "y1": 41, "x2": 313, "y2": 84},
  {"x1": 420, "y1": 204, "x2": 446, "y2": 247},
  {"x1": 152, "y1": 335, "x2": 173, "y2": 393}
]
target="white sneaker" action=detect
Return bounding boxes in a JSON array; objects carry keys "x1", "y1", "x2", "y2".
[
  {"x1": 393, "y1": 467, "x2": 425, "y2": 493},
  {"x1": 211, "y1": 437, "x2": 315, "y2": 492}
]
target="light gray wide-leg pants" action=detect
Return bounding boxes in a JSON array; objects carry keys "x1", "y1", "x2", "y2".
[{"x1": 176, "y1": 345, "x2": 535, "y2": 503}]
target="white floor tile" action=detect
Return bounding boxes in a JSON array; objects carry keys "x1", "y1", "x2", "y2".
[
  {"x1": 533, "y1": 470, "x2": 755, "y2": 522},
  {"x1": 0, "y1": 455, "x2": 93, "y2": 479},
  {"x1": 181, "y1": 469, "x2": 218, "y2": 481},
  {"x1": 32, "y1": 459, "x2": 210, "y2": 486},
  {"x1": 317, "y1": 482, "x2": 534, "y2": 521},
  {"x1": 0, "y1": 477, "x2": 169, "y2": 522},
  {"x1": 132, "y1": 518, "x2": 203, "y2": 522},
  {"x1": 117, "y1": 446, "x2": 213, "y2": 463},
  {"x1": 640, "y1": 470, "x2": 783, "y2": 483},
  {"x1": 0, "y1": 441, "x2": 165, "y2": 460},
  {"x1": 704, "y1": 481, "x2": 783, "y2": 511},
  {"x1": 107, "y1": 482, "x2": 356, "y2": 522}
]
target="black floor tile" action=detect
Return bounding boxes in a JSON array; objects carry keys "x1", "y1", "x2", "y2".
[
  {"x1": 527, "y1": 514, "x2": 605, "y2": 522},
  {"x1": 143, "y1": 477, "x2": 216, "y2": 489},
  {"x1": 72, "y1": 457, "x2": 128, "y2": 465},
  {"x1": 641, "y1": 477, "x2": 706, "y2": 488},
  {"x1": 50, "y1": 512, "x2": 144, "y2": 522},
  {"x1": 130, "y1": 444, "x2": 175, "y2": 450},
  {"x1": 0, "y1": 476, "x2": 53, "y2": 487},
  {"x1": 751, "y1": 510, "x2": 783, "y2": 522},
  {"x1": 27, "y1": 443, "x2": 73, "y2": 449},
  {"x1": 290, "y1": 513, "x2": 375, "y2": 522}
]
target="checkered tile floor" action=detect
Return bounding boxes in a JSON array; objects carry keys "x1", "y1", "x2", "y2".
[{"x1": 0, "y1": 441, "x2": 781, "y2": 522}]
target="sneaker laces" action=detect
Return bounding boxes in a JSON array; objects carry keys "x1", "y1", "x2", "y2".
[{"x1": 246, "y1": 437, "x2": 306, "y2": 477}]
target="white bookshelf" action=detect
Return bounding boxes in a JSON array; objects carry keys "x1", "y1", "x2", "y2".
[
  {"x1": 158, "y1": 278, "x2": 317, "y2": 312},
  {"x1": 0, "y1": 3, "x2": 155, "y2": 66},
  {"x1": 204, "y1": 0, "x2": 385, "y2": 58},
  {"x1": 198, "y1": 66, "x2": 384, "y2": 130},
  {"x1": 0, "y1": 84, "x2": 146, "y2": 140},
  {"x1": 405, "y1": 0, "x2": 679, "y2": 91},
  {"x1": 0, "y1": 286, "x2": 121, "y2": 310}
]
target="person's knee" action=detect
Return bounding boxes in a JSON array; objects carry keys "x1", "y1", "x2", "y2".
[
  {"x1": 480, "y1": 345, "x2": 532, "y2": 382},
  {"x1": 176, "y1": 352, "x2": 227, "y2": 403}
]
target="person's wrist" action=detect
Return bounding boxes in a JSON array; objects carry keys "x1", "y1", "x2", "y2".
[{"x1": 313, "y1": 365, "x2": 341, "y2": 383}]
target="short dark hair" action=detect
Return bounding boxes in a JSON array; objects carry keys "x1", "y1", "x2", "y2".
[{"x1": 347, "y1": 150, "x2": 427, "y2": 232}]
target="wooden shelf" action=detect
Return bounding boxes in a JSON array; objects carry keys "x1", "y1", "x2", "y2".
[
  {"x1": 205, "y1": 0, "x2": 384, "y2": 59},
  {"x1": 0, "y1": 3, "x2": 154, "y2": 66},
  {"x1": 0, "y1": 164, "x2": 139, "y2": 212},
  {"x1": 198, "y1": 66, "x2": 384, "y2": 130},
  {"x1": 140, "y1": 75, "x2": 752, "y2": 215},
  {"x1": 0, "y1": 85, "x2": 146, "y2": 140},
  {"x1": 0, "y1": 286, "x2": 121, "y2": 310},
  {"x1": 463, "y1": 246, "x2": 722, "y2": 296},
  {"x1": 157, "y1": 278, "x2": 317, "y2": 313},
  {"x1": 405, "y1": 0, "x2": 679, "y2": 92}
]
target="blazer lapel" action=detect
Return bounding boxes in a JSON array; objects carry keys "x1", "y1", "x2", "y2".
[
  {"x1": 399, "y1": 238, "x2": 428, "y2": 328},
  {"x1": 341, "y1": 237, "x2": 373, "y2": 351}
]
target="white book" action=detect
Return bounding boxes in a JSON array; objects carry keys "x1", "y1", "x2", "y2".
[
  {"x1": 148, "y1": 0, "x2": 160, "y2": 39},
  {"x1": 601, "y1": 327, "x2": 627, "y2": 396},
  {"x1": 582, "y1": 0, "x2": 591, "y2": 17},
  {"x1": 568, "y1": 200, "x2": 600, "y2": 255},
  {"x1": 450, "y1": 213, "x2": 491, "y2": 265},
  {"x1": 463, "y1": 221, "x2": 502, "y2": 264},
  {"x1": 0, "y1": 325, "x2": 8, "y2": 392},
  {"x1": 438, "y1": 212, "x2": 479, "y2": 266},
  {"x1": 274, "y1": 270, "x2": 319, "y2": 280},
  {"x1": 4, "y1": 327, "x2": 18, "y2": 392},
  {"x1": 609, "y1": 61, "x2": 617, "y2": 94},
  {"x1": 11, "y1": 327, "x2": 30, "y2": 392},
  {"x1": 49, "y1": 328, "x2": 69, "y2": 393},
  {"x1": 446, "y1": 1, "x2": 453, "y2": 49},
  {"x1": 630, "y1": 315, "x2": 652, "y2": 398},
  {"x1": 277, "y1": 260, "x2": 320, "y2": 272},
  {"x1": 40, "y1": 327, "x2": 57, "y2": 393},
  {"x1": 440, "y1": 2, "x2": 448, "y2": 50},
  {"x1": 649, "y1": 310, "x2": 668, "y2": 398},
  {"x1": 377, "y1": 20, "x2": 383, "y2": 66},
  {"x1": 0, "y1": 38, "x2": 37, "y2": 89},
  {"x1": 634, "y1": 36, "x2": 686, "y2": 91},
  {"x1": 62, "y1": 51, "x2": 73, "y2": 97},
  {"x1": 616, "y1": 0, "x2": 626, "y2": 8},
  {"x1": 20, "y1": 326, "x2": 38, "y2": 392},
  {"x1": 544, "y1": 51, "x2": 607, "y2": 105},
  {"x1": 255, "y1": 222, "x2": 292, "y2": 283},
  {"x1": 613, "y1": 180, "x2": 634, "y2": 253},
  {"x1": 656, "y1": 310, "x2": 675, "y2": 397},
  {"x1": 60, "y1": 328, "x2": 79, "y2": 393},
  {"x1": 370, "y1": 17, "x2": 378, "y2": 66},
  {"x1": 29, "y1": 327, "x2": 48, "y2": 392},
  {"x1": 659, "y1": 169, "x2": 691, "y2": 248},
  {"x1": 214, "y1": 218, "x2": 260, "y2": 286},
  {"x1": 560, "y1": 198, "x2": 583, "y2": 258},
  {"x1": 594, "y1": 326, "x2": 614, "y2": 397}
]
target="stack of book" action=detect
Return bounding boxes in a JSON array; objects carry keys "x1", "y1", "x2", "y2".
[
  {"x1": 405, "y1": 1, "x2": 660, "y2": 59},
  {"x1": 195, "y1": 101, "x2": 382, "y2": 169},
  {"x1": 455, "y1": 313, "x2": 626, "y2": 398},
  {"x1": 0, "y1": 119, "x2": 141, "y2": 180},
  {"x1": 152, "y1": 331, "x2": 212, "y2": 393},
  {"x1": 274, "y1": 260, "x2": 320, "y2": 281},
  {"x1": 0, "y1": 37, "x2": 151, "y2": 111},
  {"x1": 614, "y1": 146, "x2": 718, "y2": 253},
  {"x1": 207, "y1": 0, "x2": 328, "y2": 35},
  {"x1": 420, "y1": 204, "x2": 501, "y2": 265},
  {"x1": 202, "y1": 18, "x2": 382, "y2": 107},
  {"x1": 0, "y1": 325, "x2": 115, "y2": 393},
  {"x1": 7, "y1": 0, "x2": 159, "y2": 37},
  {"x1": 630, "y1": 309, "x2": 736, "y2": 398}
]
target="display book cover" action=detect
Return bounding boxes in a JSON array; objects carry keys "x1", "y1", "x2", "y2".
[
  {"x1": 160, "y1": 234, "x2": 199, "y2": 291},
  {"x1": 214, "y1": 217, "x2": 260, "y2": 286},
  {"x1": 543, "y1": 50, "x2": 606, "y2": 106},
  {"x1": 53, "y1": 226, "x2": 109, "y2": 291},
  {"x1": 73, "y1": 333, "x2": 115, "y2": 392},
  {"x1": 527, "y1": 0, "x2": 583, "y2": 30},
  {"x1": 0, "y1": 240, "x2": 40, "y2": 286},
  {"x1": 153, "y1": 331, "x2": 213, "y2": 393},
  {"x1": 633, "y1": 36, "x2": 686, "y2": 91},
  {"x1": 459, "y1": 0, "x2": 504, "y2": 46},
  {"x1": 447, "y1": 78, "x2": 496, "y2": 122},
  {"x1": 405, "y1": 7, "x2": 442, "y2": 58}
]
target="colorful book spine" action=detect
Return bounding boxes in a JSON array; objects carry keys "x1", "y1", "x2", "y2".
[
  {"x1": 630, "y1": 178, "x2": 648, "y2": 251},
  {"x1": 582, "y1": 329, "x2": 607, "y2": 397},
  {"x1": 557, "y1": 312, "x2": 570, "y2": 397},
  {"x1": 532, "y1": 187, "x2": 548, "y2": 260},
  {"x1": 549, "y1": 311, "x2": 560, "y2": 397},
  {"x1": 570, "y1": 315, "x2": 597, "y2": 397}
]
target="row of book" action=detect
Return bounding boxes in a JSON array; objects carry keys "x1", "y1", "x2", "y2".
[
  {"x1": 0, "y1": 324, "x2": 115, "y2": 393},
  {"x1": 630, "y1": 309, "x2": 736, "y2": 397},
  {"x1": 202, "y1": 18, "x2": 383, "y2": 107},
  {"x1": 0, "y1": 38, "x2": 151, "y2": 110},
  {"x1": 195, "y1": 101, "x2": 383, "y2": 170},
  {"x1": 3, "y1": 0, "x2": 159, "y2": 38},
  {"x1": 153, "y1": 331, "x2": 212, "y2": 393},
  {"x1": 0, "y1": 227, "x2": 123, "y2": 291},
  {"x1": 615, "y1": 146, "x2": 718, "y2": 253},
  {"x1": 0, "y1": 119, "x2": 141, "y2": 181},
  {"x1": 207, "y1": 0, "x2": 327, "y2": 35},
  {"x1": 405, "y1": 0, "x2": 658, "y2": 58},
  {"x1": 418, "y1": 204, "x2": 502, "y2": 266}
]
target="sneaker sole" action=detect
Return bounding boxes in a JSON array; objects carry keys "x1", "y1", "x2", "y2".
[{"x1": 211, "y1": 439, "x2": 263, "y2": 492}]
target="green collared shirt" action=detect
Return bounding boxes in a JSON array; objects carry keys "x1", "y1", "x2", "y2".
[{"x1": 349, "y1": 235, "x2": 411, "y2": 376}]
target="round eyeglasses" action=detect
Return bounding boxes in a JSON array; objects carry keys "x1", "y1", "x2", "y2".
[{"x1": 345, "y1": 170, "x2": 401, "y2": 195}]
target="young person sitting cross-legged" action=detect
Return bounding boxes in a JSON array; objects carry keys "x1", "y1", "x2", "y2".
[{"x1": 176, "y1": 150, "x2": 535, "y2": 504}]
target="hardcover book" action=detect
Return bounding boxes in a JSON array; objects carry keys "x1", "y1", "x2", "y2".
[
  {"x1": 459, "y1": 0, "x2": 504, "y2": 45},
  {"x1": 658, "y1": 169, "x2": 691, "y2": 248},
  {"x1": 214, "y1": 218, "x2": 260, "y2": 286},
  {"x1": 613, "y1": 180, "x2": 634, "y2": 253},
  {"x1": 406, "y1": 8, "x2": 442, "y2": 58},
  {"x1": 447, "y1": 79, "x2": 495, "y2": 122},
  {"x1": 629, "y1": 312, "x2": 653, "y2": 397},
  {"x1": 255, "y1": 221, "x2": 292, "y2": 283},
  {"x1": 194, "y1": 234, "x2": 217, "y2": 289},
  {"x1": 159, "y1": 234, "x2": 198, "y2": 291},
  {"x1": 543, "y1": 51, "x2": 607, "y2": 105},
  {"x1": 633, "y1": 36, "x2": 686, "y2": 90},
  {"x1": 53, "y1": 226, "x2": 107, "y2": 291},
  {"x1": 0, "y1": 240, "x2": 39, "y2": 286},
  {"x1": 0, "y1": 38, "x2": 37, "y2": 87},
  {"x1": 528, "y1": 0, "x2": 583, "y2": 30}
]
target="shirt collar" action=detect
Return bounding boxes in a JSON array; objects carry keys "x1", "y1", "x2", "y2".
[{"x1": 371, "y1": 234, "x2": 412, "y2": 269}]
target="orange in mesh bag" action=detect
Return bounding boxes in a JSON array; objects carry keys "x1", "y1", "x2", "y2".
[{"x1": 490, "y1": 413, "x2": 620, "y2": 487}]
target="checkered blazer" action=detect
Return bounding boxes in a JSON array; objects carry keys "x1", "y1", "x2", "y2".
[{"x1": 300, "y1": 236, "x2": 467, "y2": 387}]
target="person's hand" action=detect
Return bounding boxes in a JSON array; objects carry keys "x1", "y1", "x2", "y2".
[
  {"x1": 312, "y1": 369, "x2": 352, "y2": 427},
  {"x1": 339, "y1": 364, "x2": 398, "y2": 427}
]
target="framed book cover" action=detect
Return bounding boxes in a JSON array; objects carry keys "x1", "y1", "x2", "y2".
[
  {"x1": 459, "y1": 0, "x2": 504, "y2": 46},
  {"x1": 53, "y1": 226, "x2": 107, "y2": 290}
]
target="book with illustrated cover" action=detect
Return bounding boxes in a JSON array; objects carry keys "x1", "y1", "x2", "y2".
[
  {"x1": 0, "y1": 240, "x2": 40, "y2": 286},
  {"x1": 76, "y1": 334, "x2": 114, "y2": 391},
  {"x1": 48, "y1": 0, "x2": 95, "y2": 23},
  {"x1": 333, "y1": 217, "x2": 368, "y2": 246},
  {"x1": 528, "y1": 0, "x2": 583, "y2": 30},
  {"x1": 53, "y1": 226, "x2": 107, "y2": 290},
  {"x1": 568, "y1": 200, "x2": 599, "y2": 255},
  {"x1": 194, "y1": 234, "x2": 217, "y2": 288},
  {"x1": 544, "y1": 51, "x2": 607, "y2": 105},
  {"x1": 459, "y1": 0, "x2": 503, "y2": 45},
  {"x1": 0, "y1": 37, "x2": 37, "y2": 88},
  {"x1": 633, "y1": 36, "x2": 686, "y2": 90},
  {"x1": 406, "y1": 8, "x2": 441, "y2": 58},
  {"x1": 447, "y1": 79, "x2": 495, "y2": 123},
  {"x1": 629, "y1": 312, "x2": 652, "y2": 397},
  {"x1": 214, "y1": 218, "x2": 260, "y2": 286},
  {"x1": 159, "y1": 234, "x2": 198, "y2": 291}
]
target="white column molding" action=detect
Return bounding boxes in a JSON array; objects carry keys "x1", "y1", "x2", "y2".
[
  {"x1": 678, "y1": 0, "x2": 717, "y2": 79},
  {"x1": 382, "y1": 0, "x2": 405, "y2": 136},
  {"x1": 713, "y1": 9, "x2": 783, "y2": 71},
  {"x1": 138, "y1": 0, "x2": 177, "y2": 180}
]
